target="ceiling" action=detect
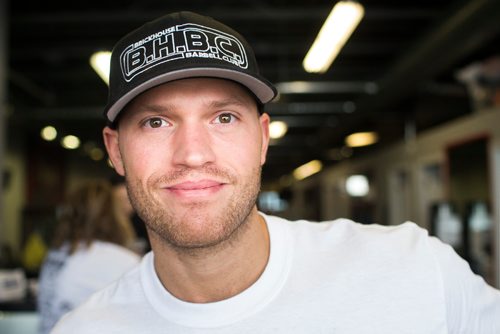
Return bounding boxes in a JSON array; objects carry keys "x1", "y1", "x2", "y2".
[{"x1": 6, "y1": 0, "x2": 500, "y2": 186}]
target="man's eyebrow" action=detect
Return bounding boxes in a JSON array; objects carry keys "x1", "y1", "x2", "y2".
[
  {"x1": 134, "y1": 104, "x2": 173, "y2": 114},
  {"x1": 207, "y1": 98, "x2": 251, "y2": 109}
]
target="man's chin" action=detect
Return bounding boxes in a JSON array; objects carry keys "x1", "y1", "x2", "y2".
[
  {"x1": 150, "y1": 210, "x2": 248, "y2": 252},
  {"x1": 162, "y1": 225, "x2": 239, "y2": 252}
]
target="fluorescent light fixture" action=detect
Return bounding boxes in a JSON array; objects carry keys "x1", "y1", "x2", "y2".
[
  {"x1": 345, "y1": 131, "x2": 378, "y2": 147},
  {"x1": 61, "y1": 135, "x2": 80, "y2": 150},
  {"x1": 303, "y1": 1, "x2": 364, "y2": 73},
  {"x1": 276, "y1": 81, "x2": 377, "y2": 94},
  {"x1": 269, "y1": 121, "x2": 288, "y2": 139},
  {"x1": 276, "y1": 81, "x2": 315, "y2": 94},
  {"x1": 90, "y1": 51, "x2": 112, "y2": 85},
  {"x1": 346, "y1": 174, "x2": 369, "y2": 197},
  {"x1": 40, "y1": 126, "x2": 57, "y2": 141},
  {"x1": 293, "y1": 160, "x2": 323, "y2": 180}
]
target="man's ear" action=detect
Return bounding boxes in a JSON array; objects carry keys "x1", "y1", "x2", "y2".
[
  {"x1": 103, "y1": 126, "x2": 125, "y2": 176},
  {"x1": 259, "y1": 113, "x2": 270, "y2": 165}
]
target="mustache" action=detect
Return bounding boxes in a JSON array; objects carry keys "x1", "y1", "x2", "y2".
[{"x1": 150, "y1": 165, "x2": 237, "y2": 186}]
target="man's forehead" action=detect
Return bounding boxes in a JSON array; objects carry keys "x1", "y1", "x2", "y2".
[{"x1": 117, "y1": 78, "x2": 259, "y2": 121}]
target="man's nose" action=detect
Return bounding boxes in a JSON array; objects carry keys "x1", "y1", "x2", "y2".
[{"x1": 171, "y1": 122, "x2": 216, "y2": 168}]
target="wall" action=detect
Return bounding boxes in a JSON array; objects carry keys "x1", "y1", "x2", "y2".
[
  {"x1": 1, "y1": 138, "x2": 112, "y2": 255},
  {"x1": 2, "y1": 144, "x2": 26, "y2": 254}
]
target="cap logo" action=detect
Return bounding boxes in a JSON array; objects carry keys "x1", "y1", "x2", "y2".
[{"x1": 119, "y1": 23, "x2": 248, "y2": 82}]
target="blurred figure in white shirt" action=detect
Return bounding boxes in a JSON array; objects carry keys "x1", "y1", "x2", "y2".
[{"x1": 37, "y1": 180, "x2": 140, "y2": 334}]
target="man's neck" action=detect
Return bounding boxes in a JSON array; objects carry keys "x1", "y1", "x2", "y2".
[{"x1": 150, "y1": 208, "x2": 270, "y2": 303}]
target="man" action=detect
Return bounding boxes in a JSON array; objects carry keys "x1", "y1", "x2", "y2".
[{"x1": 52, "y1": 11, "x2": 500, "y2": 333}]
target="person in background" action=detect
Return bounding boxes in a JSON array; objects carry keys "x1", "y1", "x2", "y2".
[
  {"x1": 52, "y1": 11, "x2": 499, "y2": 333},
  {"x1": 37, "y1": 180, "x2": 140, "y2": 334}
]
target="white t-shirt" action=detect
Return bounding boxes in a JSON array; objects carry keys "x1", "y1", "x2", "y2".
[
  {"x1": 51, "y1": 215, "x2": 500, "y2": 333},
  {"x1": 38, "y1": 241, "x2": 140, "y2": 334}
]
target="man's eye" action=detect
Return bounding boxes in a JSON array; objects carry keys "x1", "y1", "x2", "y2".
[
  {"x1": 215, "y1": 113, "x2": 234, "y2": 124},
  {"x1": 145, "y1": 118, "x2": 167, "y2": 128}
]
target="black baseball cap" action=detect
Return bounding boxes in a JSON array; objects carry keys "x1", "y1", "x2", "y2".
[{"x1": 104, "y1": 11, "x2": 277, "y2": 123}]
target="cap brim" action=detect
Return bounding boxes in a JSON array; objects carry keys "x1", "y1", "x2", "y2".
[{"x1": 106, "y1": 68, "x2": 276, "y2": 122}]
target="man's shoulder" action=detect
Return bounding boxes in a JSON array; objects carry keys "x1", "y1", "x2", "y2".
[
  {"x1": 265, "y1": 214, "x2": 430, "y2": 253},
  {"x1": 266, "y1": 213, "x2": 427, "y2": 238}
]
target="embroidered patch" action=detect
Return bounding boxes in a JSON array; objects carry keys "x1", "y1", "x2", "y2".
[{"x1": 120, "y1": 23, "x2": 248, "y2": 82}]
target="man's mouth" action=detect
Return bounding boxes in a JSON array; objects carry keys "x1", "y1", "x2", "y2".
[{"x1": 165, "y1": 180, "x2": 226, "y2": 198}]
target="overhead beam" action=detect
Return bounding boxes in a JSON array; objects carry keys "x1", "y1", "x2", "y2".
[
  {"x1": 9, "y1": 71, "x2": 56, "y2": 105},
  {"x1": 355, "y1": 0, "x2": 500, "y2": 114},
  {"x1": 267, "y1": 102, "x2": 355, "y2": 115},
  {"x1": 10, "y1": 7, "x2": 437, "y2": 25},
  {"x1": 10, "y1": 107, "x2": 104, "y2": 120},
  {"x1": 8, "y1": 40, "x2": 401, "y2": 60}
]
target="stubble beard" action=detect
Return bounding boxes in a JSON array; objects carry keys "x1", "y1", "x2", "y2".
[{"x1": 125, "y1": 165, "x2": 262, "y2": 254}]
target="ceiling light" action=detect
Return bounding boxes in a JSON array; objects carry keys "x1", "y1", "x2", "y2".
[
  {"x1": 40, "y1": 126, "x2": 57, "y2": 141},
  {"x1": 303, "y1": 1, "x2": 365, "y2": 73},
  {"x1": 346, "y1": 174, "x2": 369, "y2": 197},
  {"x1": 275, "y1": 81, "x2": 376, "y2": 94},
  {"x1": 61, "y1": 135, "x2": 80, "y2": 150},
  {"x1": 276, "y1": 81, "x2": 314, "y2": 94},
  {"x1": 293, "y1": 160, "x2": 323, "y2": 180},
  {"x1": 90, "y1": 51, "x2": 112, "y2": 85},
  {"x1": 345, "y1": 132, "x2": 378, "y2": 147},
  {"x1": 269, "y1": 121, "x2": 288, "y2": 139}
]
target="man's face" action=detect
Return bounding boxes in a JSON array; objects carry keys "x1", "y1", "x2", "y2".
[
  {"x1": 103, "y1": 78, "x2": 270, "y2": 250},
  {"x1": 112, "y1": 183, "x2": 134, "y2": 217}
]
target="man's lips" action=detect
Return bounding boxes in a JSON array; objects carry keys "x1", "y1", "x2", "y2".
[
  {"x1": 164, "y1": 180, "x2": 226, "y2": 197},
  {"x1": 168, "y1": 180, "x2": 224, "y2": 190}
]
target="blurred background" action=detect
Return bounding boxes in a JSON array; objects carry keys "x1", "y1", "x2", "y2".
[{"x1": 1, "y1": 0, "x2": 500, "y2": 330}]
